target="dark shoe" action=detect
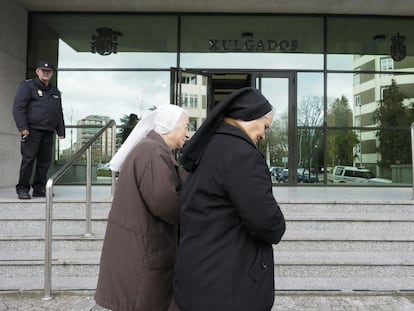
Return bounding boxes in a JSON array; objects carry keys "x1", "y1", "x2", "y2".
[
  {"x1": 32, "y1": 191, "x2": 46, "y2": 197},
  {"x1": 17, "y1": 191, "x2": 31, "y2": 200}
]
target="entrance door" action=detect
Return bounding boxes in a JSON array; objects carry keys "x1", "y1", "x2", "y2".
[
  {"x1": 170, "y1": 68, "x2": 252, "y2": 134},
  {"x1": 171, "y1": 68, "x2": 300, "y2": 184}
]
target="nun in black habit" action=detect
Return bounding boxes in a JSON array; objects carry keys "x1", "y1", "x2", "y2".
[{"x1": 173, "y1": 87, "x2": 286, "y2": 311}]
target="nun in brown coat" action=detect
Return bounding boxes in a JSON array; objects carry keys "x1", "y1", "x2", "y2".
[{"x1": 94, "y1": 105, "x2": 189, "y2": 311}]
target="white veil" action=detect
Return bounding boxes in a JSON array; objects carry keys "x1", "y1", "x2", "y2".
[{"x1": 109, "y1": 105, "x2": 188, "y2": 172}]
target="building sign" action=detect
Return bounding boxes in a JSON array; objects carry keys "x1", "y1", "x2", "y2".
[{"x1": 209, "y1": 35, "x2": 299, "y2": 52}]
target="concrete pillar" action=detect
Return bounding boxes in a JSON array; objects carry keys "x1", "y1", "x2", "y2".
[{"x1": 0, "y1": 0, "x2": 28, "y2": 188}]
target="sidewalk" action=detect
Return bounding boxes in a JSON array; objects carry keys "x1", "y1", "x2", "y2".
[{"x1": 0, "y1": 291, "x2": 414, "y2": 310}]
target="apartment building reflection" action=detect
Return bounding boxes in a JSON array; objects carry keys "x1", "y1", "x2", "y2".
[
  {"x1": 352, "y1": 55, "x2": 414, "y2": 178},
  {"x1": 76, "y1": 115, "x2": 113, "y2": 162}
]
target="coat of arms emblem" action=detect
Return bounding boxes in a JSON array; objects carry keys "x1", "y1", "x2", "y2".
[
  {"x1": 91, "y1": 27, "x2": 122, "y2": 56},
  {"x1": 390, "y1": 32, "x2": 406, "y2": 62}
]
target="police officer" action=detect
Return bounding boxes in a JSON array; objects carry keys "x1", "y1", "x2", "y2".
[{"x1": 13, "y1": 61, "x2": 65, "y2": 199}]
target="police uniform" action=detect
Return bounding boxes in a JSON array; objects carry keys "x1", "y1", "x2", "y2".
[{"x1": 13, "y1": 62, "x2": 65, "y2": 198}]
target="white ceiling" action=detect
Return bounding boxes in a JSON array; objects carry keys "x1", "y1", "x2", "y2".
[{"x1": 12, "y1": 0, "x2": 414, "y2": 16}]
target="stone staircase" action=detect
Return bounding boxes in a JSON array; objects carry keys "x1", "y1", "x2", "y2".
[
  {"x1": 276, "y1": 201, "x2": 414, "y2": 292},
  {"x1": 0, "y1": 186, "x2": 413, "y2": 293},
  {"x1": 0, "y1": 199, "x2": 110, "y2": 291}
]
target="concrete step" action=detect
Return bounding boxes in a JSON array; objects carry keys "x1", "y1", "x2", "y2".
[
  {"x1": 1, "y1": 249, "x2": 413, "y2": 291},
  {"x1": 0, "y1": 236, "x2": 103, "y2": 251},
  {"x1": 284, "y1": 229, "x2": 414, "y2": 241},
  {"x1": 0, "y1": 202, "x2": 111, "y2": 219},
  {"x1": 1, "y1": 202, "x2": 412, "y2": 238},
  {"x1": 274, "y1": 277, "x2": 414, "y2": 291},
  {"x1": 275, "y1": 251, "x2": 414, "y2": 266},
  {"x1": 1, "y1": 250, "x2": 412, "y2": 270},
  {"x1": 284, "y1": 211, "x2": 414, "y2": 221},
  {"x1": 3, "y1": 275, "x2": 414, "y2": 292},
  {"x1": 286, "y1": 221, "x2": 414, "y2": 234},
  {"x1": 3, "y1": 221, "x2": 412, "y2": 241},
  {"x1": 0, "y1": 250, "x2": 101, "y2": 263},
  {"x1": 3, "y1": 202, "x2": 413, "y2": 218},
  {"x1": 274, "y1": 251, "x2": 414, "y2": 291},
  {"x1": 279, "y1": 202, "x2": 414, "y2": 214},
  {"x1": 0, "y1": 276, "x2": 98, "y2": 291},
  {"x1": 0, "y1": 220, "x2": 108, "y2": 237},
  {"x1": 276, "y1": 240, "x2": 414, "y2": 252}
]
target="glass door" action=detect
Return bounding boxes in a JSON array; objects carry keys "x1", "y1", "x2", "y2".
[
  {"x1": 254, "y1": 72, "x2": 300, "y2": 184},
  {"x1": 172, "y1": 68, "x2": 307, "y2": 185}
]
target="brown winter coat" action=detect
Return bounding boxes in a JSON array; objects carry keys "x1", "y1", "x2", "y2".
[{"x1": 95, "y1": 131, "x2": 182, "y2": 311}]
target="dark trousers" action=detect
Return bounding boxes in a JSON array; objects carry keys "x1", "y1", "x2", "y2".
[{"x1": 16, "y1": 129, "x2": 54, "y2": 194}]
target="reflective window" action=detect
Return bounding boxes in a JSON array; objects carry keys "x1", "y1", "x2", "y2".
[
  {"x1": 297, "y1": 129, "x2": 324, "y2": 184},
  {"x1": 26, "y1": 13, "x2": 414, "y2": 186},
  {"x1": 327, "y1": 16, "x2": 414, "y2": 70},
  {"x1": 257, "y1": 76, "x2": 289, "y2": 173},
  {"x1": 57, "y1": 71, "x2": 171, "y2": 160},
  {"x1": 381, "y1": 57, "x2": 394, "y2": 73},
  {"x1": 297, "y1": 73, "x2": 324, "y2": 127},
  {"x1": 326, "y1": 73, "x2": 414, "y2": 185},
  {"x1": 30, "y1": 14, "x2": 178, "y2": 69}
]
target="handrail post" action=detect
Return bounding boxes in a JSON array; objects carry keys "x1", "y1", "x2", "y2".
[
  {"x1": 411, "y1": 123, "x2": 414, "y2": 199},
  {"x1": 42, "y1": 119, "x2": 115, "y2": 299},
  {"x1": 85, "y1": 146, "x2": 93, "y2": 237},
  {"x1": 111, "y1": 123, "x2": 116, "y2": 198},
  {"x1": 43, "y1": 179, "x2": 54, "y2": 300}
]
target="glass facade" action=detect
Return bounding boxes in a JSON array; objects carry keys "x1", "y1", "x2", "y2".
[{"x1": 28, "y1": 13, "x2": 414, "y2": 185}]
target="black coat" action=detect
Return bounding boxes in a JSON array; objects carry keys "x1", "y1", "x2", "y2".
[
  {"x1": 174, "y1": 123, "x2": 286, "y2": 311},
  {"x1": 13, "y1": 77, "x2": 65, "y2": 136}
]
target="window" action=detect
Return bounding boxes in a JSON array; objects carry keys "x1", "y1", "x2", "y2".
[
  {"x1": 181, "y1": 94, "x2": 198, "y2": 108},
  {"x1": 353, "y1": 69, "x2": 360, "y2": 86},
  {"x1": 380, "y1": 86, "x2": 387, "y2": 99},
  {"x1": 181, "y1": 75, "x2": 197, "y2": 85},
  {"x1": 189, "y1": 118, "x2": 197, "y2": 131},
  {"x1": 189, "y1": 94, "x2": 198, "y2": 108},
  {"x1": 26, "y1": 13, "x2": 414, "y2": 186},
  {"x1": 334, "y1": 167, "x2": 343, "y2": 176},
  {"x1": 354, "y1": 95, "x2": 361, "y2": 107},
  {"x1": 380, "y1": 57, "x2": 394, "y2": 77},
  {"x1": 355, "y1": 115, "x2": 361, "y2": 127}
]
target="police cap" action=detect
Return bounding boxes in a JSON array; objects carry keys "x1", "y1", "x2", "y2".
[{"x1": 36, "y1": 61, "x2": 54, "y2": 71}]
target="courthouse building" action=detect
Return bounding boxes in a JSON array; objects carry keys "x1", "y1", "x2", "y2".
[{"x1": 1, "y1": 0, "x2": 414, "y2": 187}]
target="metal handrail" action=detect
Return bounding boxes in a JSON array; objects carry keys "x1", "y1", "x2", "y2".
[{"x1": 43, "y1": 119, "x2": 117, "y2": 300}]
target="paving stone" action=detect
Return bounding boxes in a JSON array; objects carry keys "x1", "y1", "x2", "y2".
[{"x1": 0, "y1": 292, "x2": 412, "y2": 310}]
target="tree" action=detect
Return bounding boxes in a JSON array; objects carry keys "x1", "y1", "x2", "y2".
[
  {"x1": 373, "y1": 79, "x2": 413, "y2": 167},
  {"x1": 327, "y1": 95, "x2": 358, "y2": 166},
  {"x1": 297, "y1": 96, "x2": 324, "y2": 169},
  {"x1": 258, "y1": 111, "x2": 288, "y2": 167},
  {"x1": 116, "y1": 114, "x2": 130, "y2": 148}
]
